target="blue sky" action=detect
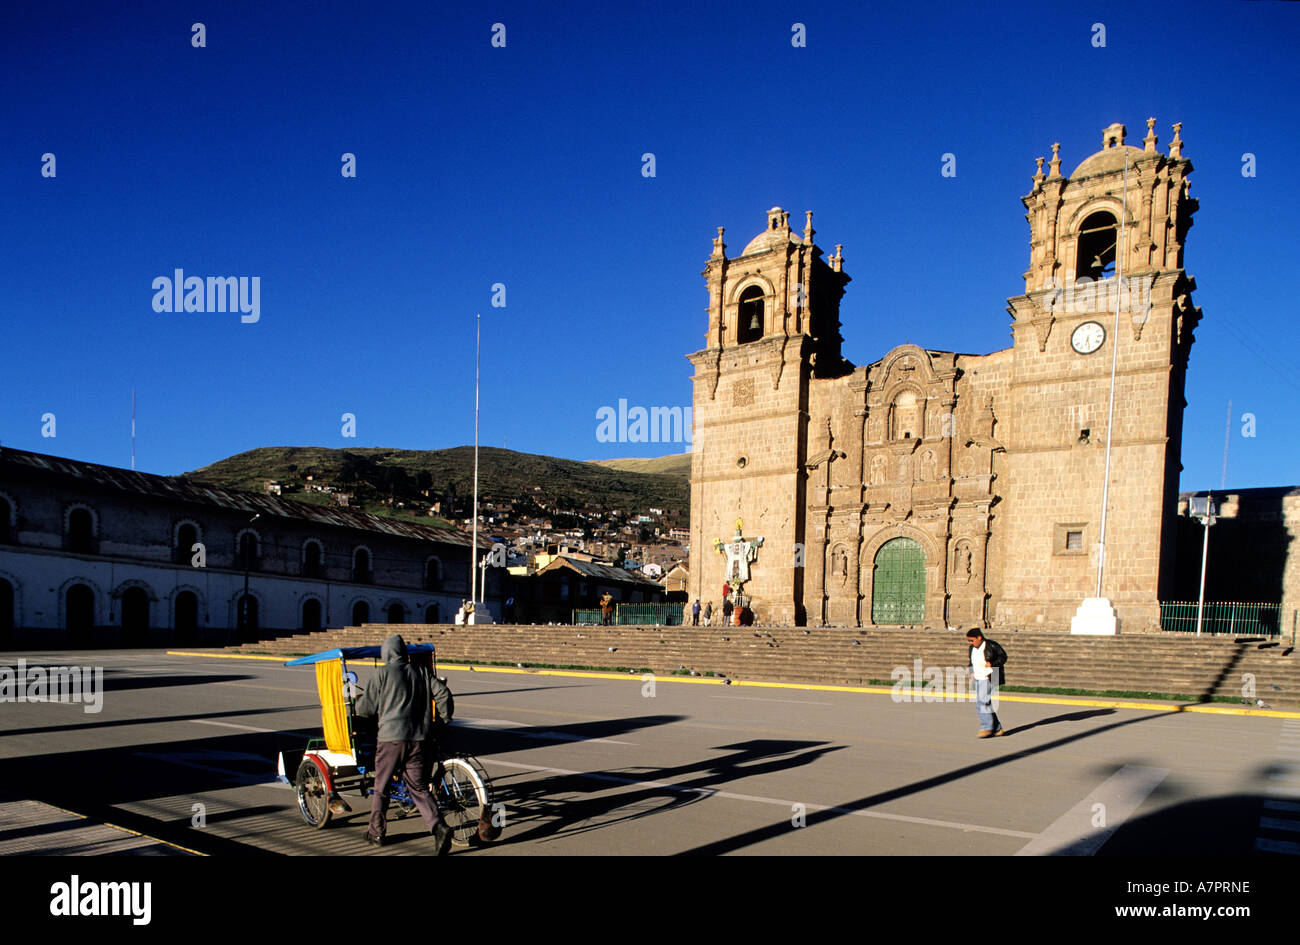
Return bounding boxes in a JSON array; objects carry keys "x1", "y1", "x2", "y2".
[{"x1": 2, "y1": 0, "x2": 1297, "y2": 490}]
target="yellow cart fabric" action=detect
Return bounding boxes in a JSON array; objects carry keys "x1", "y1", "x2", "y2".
[{"x1": 316, "y1": 659, "x2": 352, "y2": 754}]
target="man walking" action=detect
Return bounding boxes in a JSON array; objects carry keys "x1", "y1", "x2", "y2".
[
  {"x1": 703, "y1": 601, "x2": 713, "y2": 627},
  {"x1": 600, "y1": 592, "x2": 615, "y2": 626},
  {"x1": 355, "y1": 634, "x2": 453, "y2": 853},
  {"x1": 965, "y1": 628, "x2": 1008, "y2": 738},
  {"x1": 691, "y1": 599, "x2": 701, "y2": 626}
]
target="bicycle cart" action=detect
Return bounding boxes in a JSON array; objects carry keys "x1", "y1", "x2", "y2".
[{"x1": 276, "y1": 644, "x2": 496, "y2": 847}]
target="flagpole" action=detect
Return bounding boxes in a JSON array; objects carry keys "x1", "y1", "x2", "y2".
[{"x1": 470, "y1": 313, "x2": 481, "y2": 605}]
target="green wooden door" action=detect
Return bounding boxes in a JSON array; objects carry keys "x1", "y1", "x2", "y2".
[{"x1": 872, "y1": 538, "x2": 926, "y2": 625}]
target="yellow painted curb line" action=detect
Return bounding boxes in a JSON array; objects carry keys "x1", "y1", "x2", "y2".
[
  {"x1": 31, "y1": 798, "x2": 206, "y2": 856},
  {"x1": 166, "y1": 651, "x2": 1300, "y2": 719},
  {"x1": 168, "y1": 650, "x2": 284, "y2": 661}
]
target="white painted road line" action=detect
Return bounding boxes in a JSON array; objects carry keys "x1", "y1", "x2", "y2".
[
  {"x1": 1014, "y1": 764, "x2": 1169, "y2": 856},
  {"x1": 708, "y1": 695, "x2": 836, "y2": 706},
  {"x1": 191, "y1": 718, "x2": 282, "y2": 734},
  {"x1": 453, "y1": 717, "x2": 635, "y2": 746},
  {"x1": 487, "y1": 757, "x2": 1037, "y2": 839}
]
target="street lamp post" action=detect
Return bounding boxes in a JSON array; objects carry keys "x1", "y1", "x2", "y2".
[
  {"x1": 1188, "y1": 495, "x2": 1217, "y2": 636},
  {"x1": 241, "y1": 513, "x2": 260, "y2": 639}
]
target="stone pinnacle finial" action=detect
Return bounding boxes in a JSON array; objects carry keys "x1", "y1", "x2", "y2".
[
  {"x1": 1034, "y1": 156, "x2": 1045, "y2": 184},
  {"x1": 1049, "y1": 142, "x2": 1061, "y2": 177},
  {"x1": 1144, "y1": 117, "x2": 1158, "y2": 152},
  {"x1": 804, "y1": 210, "x2": 815, "y2": 244},
  {"x1": 1170, "y1": 122, "x2": 1183, "y2": 159},
  {"x1": 712, "y1": 226, "x2": 726, "y2": 257}
]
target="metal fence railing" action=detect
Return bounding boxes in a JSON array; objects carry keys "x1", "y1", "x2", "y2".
[
  {"x1": 1159, "y1": 601, "x2": 1282, "y2": 636},
  {"x1": 571, "y1": 603, "x2": 683, "y2": 626}
]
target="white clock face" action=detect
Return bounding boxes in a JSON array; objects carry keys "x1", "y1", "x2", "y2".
[{"x1": 1071, "y1": 321, "x2": 1105, "y2": 354}]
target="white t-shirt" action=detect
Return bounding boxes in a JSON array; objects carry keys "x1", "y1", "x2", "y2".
[{"x1": 970, "y1": 641, "x2": 991, "y2": 681}]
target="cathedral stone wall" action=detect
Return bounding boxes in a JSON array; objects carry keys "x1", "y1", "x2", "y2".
[{"x1": 689, "y1": 123, "x2": 1203, "y2": 631}]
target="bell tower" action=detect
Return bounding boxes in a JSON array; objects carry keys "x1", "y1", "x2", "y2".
[
  {"x1": 998, "y1": 120, "x2": 1202, "y2": 633},
  {"x1": 686, "y1": 208, "x2": 850, "y2": 625}
]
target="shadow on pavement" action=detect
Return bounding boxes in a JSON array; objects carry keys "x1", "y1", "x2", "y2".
[
  {"x1": 484, "y1": 737, "x2": 845, "y2": 846},
  {"x1": 1001, "y1": 708, "x2": 1116, "y2": 737}
]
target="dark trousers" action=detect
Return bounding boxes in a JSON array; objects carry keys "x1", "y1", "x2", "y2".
[{"x1": 368, "y1": 739, "x2": 442, "y2": 838}]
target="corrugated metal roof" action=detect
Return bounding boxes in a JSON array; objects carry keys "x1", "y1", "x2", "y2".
[
  {"x1": 0, "y1": 447, "x2": 491, "y2": 549},
  {"x1": 535, "y1": 554, "x2": 663, "y2": 587}
]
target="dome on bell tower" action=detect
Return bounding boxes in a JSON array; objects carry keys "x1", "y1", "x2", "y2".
[
  {"x1": 1070, "y1": 122, "x2": 1144, "y2": 178},
  {"x1": 740, "y1": 206, "x2": 798, "y2": 256}
]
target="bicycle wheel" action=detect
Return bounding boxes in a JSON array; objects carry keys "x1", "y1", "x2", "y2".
[
  {"x1": 434, "y1": 756, "x2": 490, "y2": 847},
  {"x1": 296, "y1": 758, "x2": 332, "y2": 829}
]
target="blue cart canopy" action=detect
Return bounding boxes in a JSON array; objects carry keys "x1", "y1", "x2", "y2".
[{"x1": 285, "y1": 644, "x2": 435, "y2": 666}]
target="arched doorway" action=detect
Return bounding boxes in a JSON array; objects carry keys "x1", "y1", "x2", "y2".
[
  {"x1": 386, "y1": 602, "x2": 405, "y2": 624},
  {"x1": 872, "y1": 537, "x2": 926, "y2": 625},
  {"x1": 424, "y1": 603, "x2": 439, "y2": 624},
  {"x1": 352, "y1": 600, "x2": 370, "y2": 626},
  {"x1": 122, "y1": 586, "x2": 150, "y2": 646},
  {"x1": 175, "y1": 591, "x2": 199, "y2": 646},
  {"x1": 302, "y1": 598, "x2": 322, "y2": 633},
  {"x1": 66, "y1": 584, "x2": 95, "y2": 646}
]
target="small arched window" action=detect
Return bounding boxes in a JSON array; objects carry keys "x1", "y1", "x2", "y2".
[
  {"x1": 1076, "y1": 211, "x2": 1118, "y2": 281},
  {"x1": 424, "y1": 558, "x2": 442, "y2": 590},
  {"x1": 303, "y1": 541, "x2": 322, "y2": 578},
  {"x1": 353, "y1": 548, "x2": 372, "y2": 584},
  {"x1": 176, "y1": 523, "x2": 198, "y2": 564},
  {"x1": 67, "y1": 508, "x2": 96, "y2": 554},
  {"x1": 737, "y1": 285, "x2": 764, "y2": 344}
]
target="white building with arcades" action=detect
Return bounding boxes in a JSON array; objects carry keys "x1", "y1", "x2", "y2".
[{"x1": 0, "y1": 447, "x2": 500, "y2": 648}]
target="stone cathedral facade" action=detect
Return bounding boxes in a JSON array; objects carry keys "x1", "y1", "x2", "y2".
[{"x1": 687, "y1": 121, "x2": 1201, "y2": 632}]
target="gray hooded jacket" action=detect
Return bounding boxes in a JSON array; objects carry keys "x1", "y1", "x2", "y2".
[{"x1": 354, "y1": 635, "x2": 433, "y2": 743}]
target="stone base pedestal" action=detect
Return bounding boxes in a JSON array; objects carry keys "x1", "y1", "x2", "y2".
[
  {"x1": 1071, "y1": 597, "x2": 1119, "y2": 635},
  {"x1": 455, "y1": 604, "x2": 495, "y2": 625}
]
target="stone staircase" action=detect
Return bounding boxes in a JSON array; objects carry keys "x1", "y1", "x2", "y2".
[{"x1": 224, "y1": 623, "x2": 1300, "y2": 707}]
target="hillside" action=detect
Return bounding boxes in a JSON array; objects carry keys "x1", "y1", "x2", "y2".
[
  {"x1": 184, "y1": 446, "x2": 690, "y2": 526},
  {"x1": 589, "y1": 454, "x2": 691, "y2": 477}
]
